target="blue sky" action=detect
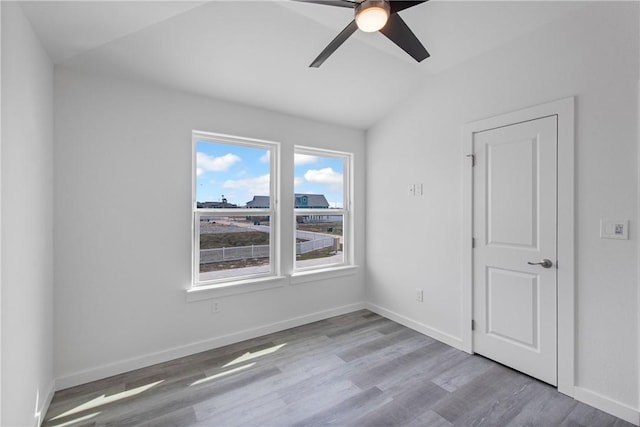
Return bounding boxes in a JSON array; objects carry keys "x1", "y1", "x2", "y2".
[{"x1": 196, "y1": 140, "x2": 344, "y2": 207}]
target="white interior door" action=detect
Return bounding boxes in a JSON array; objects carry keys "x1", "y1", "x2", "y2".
[{"x1": 473, "y1": 115, "x2": 557, "y2": 386}]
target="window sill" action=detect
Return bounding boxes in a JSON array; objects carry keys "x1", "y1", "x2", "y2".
[
  {"x1": 290, "y1": 265, "x2": 359, "y2": 285},
  {"x1": 186, "y1": 275, "x2": 288, "y2": 302},
  {"x1": 186, "y1": 266, "x2": 359, "y2": 301}
]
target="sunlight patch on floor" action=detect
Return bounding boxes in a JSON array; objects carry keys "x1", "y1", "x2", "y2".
[
  {"x1": 49, "y1": 412, "x2": 101, "y2": 427},
  {"x1": 51, "y1": 380, "x2": 164, "y2": 421},
  {"x1": 190, "y1": 363, "x2": 256, "y2": 387},
  {"x1": 224, "y1": 343, "x2": 287, "y2": 367}
]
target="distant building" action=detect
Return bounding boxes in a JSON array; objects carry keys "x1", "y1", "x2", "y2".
[
  {"x1": 245, "y1": 195, "x2": 270, "y2": 209},
  {"x1": 246, "y1": 194, "x2": 338, "y2": 223},
  {"x1": 245, "y1": 194, "x2": 330, "y2": 209},
  {"x1": 197, "y1": 196, "x2": 237, "y2": 209},
  {"x1": 295, "y1": 194, "x2": 329, "y2": 208}
]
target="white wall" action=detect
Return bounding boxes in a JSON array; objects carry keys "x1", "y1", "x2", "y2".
[
  {"x1": 1, "y1": 2, "x2": 55, "y2": 426},
  {"x1": 366, "y1": 1, "x2": 639, "y2": 420},
  {"x1": 638, "y1": 4, "x2": 640, "y2": 415},
  {"x1": 1, "y1": 3, "x2": 4, "y2": 423},
  {"x1": 53, "y1": 68, "x2": 366, "y2": 387},
  {"x1": 1, "y1": 3, "x2": 4, "y2": 422}
]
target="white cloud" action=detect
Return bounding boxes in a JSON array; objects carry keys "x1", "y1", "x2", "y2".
[
  {"x1": 223, "y1": 174, "x2": 271, "y2": 197},
  {"x1": 294, "y1": 177, "x2": 304, "y2": 189},
  {"x1": 304, "y1": 167, "x2": 343, "y2": 186},
  {"x1": 260, "y1": 152, "x2": 270, "y2": 163},
  {"x1": 294, "y1": 154, "x2": 319, "y2": 166},
  {"x1": 196, "y1": 152, "x2": 241, "y2": 173}
]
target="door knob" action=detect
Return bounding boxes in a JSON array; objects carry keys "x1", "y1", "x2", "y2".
[{"x1": 528, "y1": 259, "x2": 553, "y2": 268}]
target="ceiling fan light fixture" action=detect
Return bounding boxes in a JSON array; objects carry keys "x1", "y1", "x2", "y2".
[{"x1": 355, "y1": 0, "x2": 390, "y2": 32}]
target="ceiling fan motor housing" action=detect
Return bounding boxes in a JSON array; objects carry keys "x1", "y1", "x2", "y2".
[{"x1": 355, "y1": 0, "x2": 391, "y2": 32}]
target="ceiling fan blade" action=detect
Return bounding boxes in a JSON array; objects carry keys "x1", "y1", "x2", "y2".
[
  {"x1": 310, "y1": 20, "x2": 358, "y2": 67},
  {"x1": 293, "y1": 0, "x2": 356, "y2": 8},
  {"x1": 389, "y1": 1, "x2": 428, "y2": 14},
  {"x1": 379, "y1": 13, "x2": 429, "y2": 62}
]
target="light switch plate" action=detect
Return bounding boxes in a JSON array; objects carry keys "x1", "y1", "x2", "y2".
[{"x1": 600, "y1": 219, "x2": 629, "y2": 240}]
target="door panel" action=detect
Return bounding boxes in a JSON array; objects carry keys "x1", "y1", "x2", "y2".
[
  {"x1": 486, "y1": 267, "x2": 538, "y2": 348},
  {"x1": 473, "y1": 115, "x2": 557, "y2": 386},
  {"x1": 486, "y1": 137, "x2": 537, "y2": 248}
]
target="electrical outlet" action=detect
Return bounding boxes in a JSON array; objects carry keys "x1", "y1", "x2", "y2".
[
  {"x1": 416, "y1": 289, "x2": 423, "y2": 302},
  {"x1": 212, "y1": 302, "x2": 220, "y2": 313}
]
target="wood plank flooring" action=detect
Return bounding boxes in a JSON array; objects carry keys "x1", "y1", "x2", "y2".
[{"x1": 43, "y1": 310, "x2": 634, "y2": 427}]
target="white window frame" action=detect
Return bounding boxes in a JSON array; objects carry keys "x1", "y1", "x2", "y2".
[
  {"x1": 293, "y1": 146, "x2": 353, "y2": 273},
  {"x1": 192, "y1": 131, "x2": 280, "y2": 288}
]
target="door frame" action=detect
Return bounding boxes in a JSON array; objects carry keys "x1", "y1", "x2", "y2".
[{"x1": 461, "y1": 97, "x2": 575, "y2": 397}]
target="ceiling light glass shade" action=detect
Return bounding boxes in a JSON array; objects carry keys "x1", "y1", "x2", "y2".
[{"x1": 355, "y1": 1, "x2": 390, "y2": 33}]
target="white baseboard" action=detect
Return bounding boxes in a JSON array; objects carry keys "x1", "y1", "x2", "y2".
[
  {"x1": 573, "y1": 386, "x2": 640, "y2": 426},
  {"x1": 365, "y1": 302, "x2": 465, "y2": 351},
  {"x1": 56, "y1": 302, "x2": 366, "y2": 390},
  {"x1": 36, "y1": 379, "x2": 56, "y2": 427}
]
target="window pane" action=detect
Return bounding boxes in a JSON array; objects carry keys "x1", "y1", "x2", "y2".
[
  {"x1": 196, "y1": 140, "x2": 270, "y2": 208},
  {"x1": 198, "y1": 215, "x2": 271, "y2": 282},
  {"x1": 294, "y1": 153, "x2": 344, "y2": 208},
  {"x1": 295, "y1": 214, "x2": 343, "y2": 269}
]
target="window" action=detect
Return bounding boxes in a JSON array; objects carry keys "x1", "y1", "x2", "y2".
[
  {"x1": 294, "y1": 147, "x2": 351, "y2": 271},
  {"x1": 193, "y1": 132, "x2": 278, "y2": 286},
  {"x1": 192, "y1": 132, "x2": 354, "y2": 291}
]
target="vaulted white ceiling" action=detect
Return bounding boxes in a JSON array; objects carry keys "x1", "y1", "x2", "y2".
[{"x1": 19, "y1": 1, "x2": 588, "y2": 129}]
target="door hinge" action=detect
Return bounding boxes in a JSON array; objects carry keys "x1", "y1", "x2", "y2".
[
  {"x1": 472, "y1": 238, "x2": 476, "y2": 248},
  {"x1": 472, "y1": 319, "x2": 476, "y2": 331},
  {"x1": 466, "y1": 154, "x2": 475, "y2": 166}
]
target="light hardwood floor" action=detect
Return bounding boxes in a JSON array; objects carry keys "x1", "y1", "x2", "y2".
[{"x1": 44, "y1": 310, "x2": 634, "y2": 426}]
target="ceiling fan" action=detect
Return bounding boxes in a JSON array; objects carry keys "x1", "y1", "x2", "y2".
[{"x1": 298, "y1": 0, "x2": 430, "y2": 67}]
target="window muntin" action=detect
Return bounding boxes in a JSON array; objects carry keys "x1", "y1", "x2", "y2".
[
  {"x1": 193, "y1": 132, "x2": 278, "y2": 286},
  {"x1": 294, "y1": 148, "x2": 351, "y2": 271}
]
